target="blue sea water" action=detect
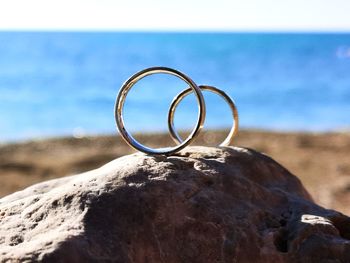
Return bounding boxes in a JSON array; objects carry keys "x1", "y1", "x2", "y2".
[{"x1": 0, "y1": 32, "x2": 349, "y2": 141}]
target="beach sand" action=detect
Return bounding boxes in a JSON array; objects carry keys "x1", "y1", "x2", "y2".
[{"x1": 1, "y1": 129, "x2": 350, "y2": 215}]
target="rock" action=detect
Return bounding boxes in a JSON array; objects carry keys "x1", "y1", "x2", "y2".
[{"x1": 0, "y1": 146, "x2": 349, "y2": 263}]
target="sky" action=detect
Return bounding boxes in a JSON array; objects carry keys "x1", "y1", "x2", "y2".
[{"x1": 0, "y1": 0, "x2": 349, "y2": 31}]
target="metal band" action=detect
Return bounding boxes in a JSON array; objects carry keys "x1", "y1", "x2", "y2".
[
  {"x1": 168, "y1": 85, "x2": 239, "y2": 146},
  {"x1": 115, "y1": 67, "x2": 206, "y2": 155}
]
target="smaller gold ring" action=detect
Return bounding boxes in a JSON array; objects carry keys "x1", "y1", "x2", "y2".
[{"x1": 168, "y1": 85, "x2": 239, "y2": 146}]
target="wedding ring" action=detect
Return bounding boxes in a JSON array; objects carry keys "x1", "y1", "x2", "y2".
[
  {"x1": 115, "y1": 67, "x2": 206, "y2": 155},
  {"x1": 168, "y1": 85, "x2": 239, "y2": 146}
]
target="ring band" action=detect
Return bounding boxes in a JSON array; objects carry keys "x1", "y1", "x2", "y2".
[
  {"x1": 115, "y1": 67, "x2": 206, "y2": 155},
  {"x1": 168, "y1": 85, "x2": 239, "y2": 146}
]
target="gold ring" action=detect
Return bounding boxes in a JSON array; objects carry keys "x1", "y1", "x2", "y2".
[
  {"x1": 168, "y1": 85, "x2": 239, "y2": 146},
  {"x1": 115, "y1": 67, "x2": 206, "y2": 155}
]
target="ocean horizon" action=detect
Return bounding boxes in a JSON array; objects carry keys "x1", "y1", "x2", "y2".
[{"x1": 0, "y1": 31, "x2": 349, "y2": 142}]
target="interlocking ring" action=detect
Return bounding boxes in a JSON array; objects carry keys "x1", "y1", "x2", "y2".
[
  {"x1": 115, "y1": 66, "x2": 206, "y2": 155},
  {"x1": 168, "y1": 85, "x2": 239, "y2": 146}
]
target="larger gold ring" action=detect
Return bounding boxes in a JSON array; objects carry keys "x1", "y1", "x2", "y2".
[{"x1": 115, "y1": 67, "x2": 206, "y2": 155}]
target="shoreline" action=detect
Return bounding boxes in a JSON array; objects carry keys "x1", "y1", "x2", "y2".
[
  {"x1": 1, "y1": 129, "x2": 350, "y2": 215},
  {"x1": 2, "y1": 127, "x2": 350, "y2": 146}
]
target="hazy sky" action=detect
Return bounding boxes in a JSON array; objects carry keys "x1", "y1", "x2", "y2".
[{"x1": 0, "y1": 0, "x2": 349, "y2": 31}]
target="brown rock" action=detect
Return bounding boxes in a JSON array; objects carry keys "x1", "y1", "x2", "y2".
[{"x1": 0, "y1": 146, "x2": 349, "y2": 262}]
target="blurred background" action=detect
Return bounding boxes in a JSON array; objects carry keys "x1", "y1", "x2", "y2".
[
  {"x1": 0, "y1": 0, "x2": 350, "y2": 214},
  {"x1": 1, "y1": 0, "x2": 350, "y2": 140}
]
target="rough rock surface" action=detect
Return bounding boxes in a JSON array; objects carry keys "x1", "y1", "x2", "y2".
[{"x1": 0, "y1": 146, "x2": 350, "y2": 263}]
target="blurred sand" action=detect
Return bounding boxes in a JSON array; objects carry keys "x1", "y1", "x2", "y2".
[{"x1": 0, "y1": 129, "x2": 350, "y2": 215}]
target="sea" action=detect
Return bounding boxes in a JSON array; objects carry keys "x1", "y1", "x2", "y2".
[{"x1": 0, "y1": 32, "x2": 349, "y2": 142}]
